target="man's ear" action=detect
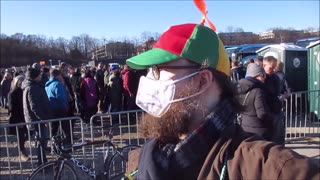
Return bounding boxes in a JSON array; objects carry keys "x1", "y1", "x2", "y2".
[{"x1": 198, "y1": 69, "x2": 213, "y2": 91}]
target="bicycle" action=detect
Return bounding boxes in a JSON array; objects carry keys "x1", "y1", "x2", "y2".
[{"x1": 28, "y1": 124, "x2": 141, "y2": 180}]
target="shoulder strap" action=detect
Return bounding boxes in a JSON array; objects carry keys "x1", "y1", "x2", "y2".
[{"x1": 242, "y1": 91, "x2": 251, "y2": 105}]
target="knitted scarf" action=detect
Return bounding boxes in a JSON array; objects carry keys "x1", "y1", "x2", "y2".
[{"x1": 136, "y1": 99, "x2": 236, "y2": 179}]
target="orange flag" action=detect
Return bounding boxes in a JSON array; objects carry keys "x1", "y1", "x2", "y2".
[{"x1": 193, "y1": 0, "x2": 217, "y2": 31}]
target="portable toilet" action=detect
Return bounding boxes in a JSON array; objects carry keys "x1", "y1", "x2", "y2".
[
  {"x1": 307, "y1": 41, "x2": 320, "y2": 120},
  {"x1": 256, "y1": 44, "x2": 308, "y2": 92}
]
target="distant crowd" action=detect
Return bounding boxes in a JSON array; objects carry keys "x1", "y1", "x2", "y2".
[{"x1": 0, "y1": 62, "x2": 147, "y2": 165}]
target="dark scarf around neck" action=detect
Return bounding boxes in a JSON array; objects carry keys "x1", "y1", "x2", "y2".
[{"x1": 136, "y1": 99, "x2": 237, "y2": 180}]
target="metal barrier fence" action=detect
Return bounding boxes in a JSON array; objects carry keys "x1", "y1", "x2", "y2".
[
  {"x1": 0, "y1": 110, "x2": 145, "y2": 179},
  {"x1": 284, "y1": 90, "x2": 320, "y2": 142},
  {"x1": 0, "y1": 116, "x2": 85, "y2": 179},
  {"x1": 88, "y1": 110, "x2": 145, "y2": 173}
]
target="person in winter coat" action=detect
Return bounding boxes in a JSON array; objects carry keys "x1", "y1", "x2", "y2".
[
  {"x1": 80, "y1": 69, "x2": 99, "y2": 123},
  {"x1": 22, "y1": 68, "x2": 51, "y2": 166},
  {"x1": 45, "y1": 69, "x2": 71, "y2": 144},
  {"x1": 70, "y1": 68, "x2": 83, "y2": 114},
  {"x1": 40, "y1": 67, "x2": 50, "y2": 88},
  {"x1": 275, "y1": 61, "x2": 291, "y2": 100},
  {"x1": 107, "y1": 66, "x2": 123, "y2": 112},
  {"x1": 238, "y1": 63, "x2": 273, "y2": 140},
  {"x1": 103, "y1": 64, "x2": 111, "y2": 112},
  {"x1": 263, "y1": 56, "x2": 285, "y2": 145},
  {"x1": 8, "y1": 75, "x2": 29, "y2": 161},
  {"x1": 95, "y1": 63, "x2": 105, "y2": 113},
  {"x1": 0, "y1": 72, "x2": 13, "y2": 109},
  {"x1": 230, "y1": 60, "x2": 245, "y2": 82},
  {"x1": 59, "y1": 62, "x2": 75, "y2": 117},
  {"x1": 121, "y1": 65, "x2": 138, "y2": 111}
]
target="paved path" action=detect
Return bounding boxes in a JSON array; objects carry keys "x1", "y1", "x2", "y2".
[{"x1": 285, "y1": 137, "x2": 320, "y2": 166}]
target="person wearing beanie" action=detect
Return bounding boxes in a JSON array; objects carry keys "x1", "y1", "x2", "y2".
[
  {"x1": 106, "y1": 65, "x2": 122, "y2": 113},
  {"x1": 125, "y1": 23, "x2": 318, "y2": 180},
  {"x1": 32, "y1": 62, "x2": 41, "y2": 70},
  {"x1": 22, "y1": 68, "x2": 51, "y2": 166},
  {"x1": 238, "y1": 63, "x2": 273, "y2": 140}
]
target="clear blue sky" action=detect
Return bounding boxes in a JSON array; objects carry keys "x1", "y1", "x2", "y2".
[{"x1": 1, "y1": 0, "x2": 319, "y2": 40}]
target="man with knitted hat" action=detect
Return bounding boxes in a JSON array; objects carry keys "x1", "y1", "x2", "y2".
[
  {"x1": 22, "y1": 68, "x2": 51, "y2": 166},
  {"x1": 126, "y1": 24, "x2": 318, "y2": 179}
]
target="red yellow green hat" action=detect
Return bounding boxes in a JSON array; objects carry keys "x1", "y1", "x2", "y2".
[{"x1": 126, "y1": 23, "x2": 230, "y2": 76}]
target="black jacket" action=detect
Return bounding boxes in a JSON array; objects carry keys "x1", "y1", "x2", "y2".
[
  {"x1": 8, "y1": 88, "x2": 25, "y2": 124},
  {"x1": 237, "y1": 77, "x2": 272, "y2": 129},
  {"x1": 8, "y1": 88, "x2": 26, "y2": 135},
  {"x1": 70, "y1": 73, "x2": 82, "y2": 94},
  {"x1": 230, "y1": 66, "x2": 245, "y2": 81},
  {"x1": 22, "y1": 79, "x2": 51, "y2": 125},
  {"x1": 264, "y1": 73, "x2": 282, "y2": 113}
]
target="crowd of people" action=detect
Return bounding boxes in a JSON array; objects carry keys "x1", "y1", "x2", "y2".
[
  {"x1": 235, "y1": 56, "x2": 291, "y2": 145},
  {"x1": 0, "y1": 61, "x2": 146, "y2": 165}
]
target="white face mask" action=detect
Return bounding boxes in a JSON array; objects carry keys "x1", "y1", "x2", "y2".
[{"x1": 136, "y1": 71, "x2": 204, "y2": 117}]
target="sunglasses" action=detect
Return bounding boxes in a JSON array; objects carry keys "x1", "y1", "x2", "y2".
[{"x1": 150, "y1": 65, "x2": 201, "y2": 80}]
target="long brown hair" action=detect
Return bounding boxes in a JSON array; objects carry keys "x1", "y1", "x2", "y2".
[{"x1": 208, "y1": 68, "x2": 243, "y2": 113}]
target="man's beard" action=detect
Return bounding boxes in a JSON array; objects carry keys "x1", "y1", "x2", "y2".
[{"x1": 139, "y1": 97, "x2": 205, "y2": 145}]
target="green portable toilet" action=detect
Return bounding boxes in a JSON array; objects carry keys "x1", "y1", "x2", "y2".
[
  {"x1": 307, "y1": 40, "x2": 320, "y2": 120},
  {"x1": 256, "y1": 44, "x2": 308, "y2": 92}
]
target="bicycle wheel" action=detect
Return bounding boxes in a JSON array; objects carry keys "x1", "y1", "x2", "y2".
[
  {"x1": 28, "y1": 161, "x2": 78, "y2": 180},
  {"x1": 107, "y1": 145, "x2": 140, "y2": 180}
]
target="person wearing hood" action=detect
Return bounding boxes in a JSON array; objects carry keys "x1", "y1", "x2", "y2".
[
  {"x1": 22, "y1": 68, "x2": 51, "y2": 166},
  {"x1": 80, "y1": 69, "x2": 99, "y2": 123},
  {"x1": 237, "y1": 63, "x2": 273, "y2": 141},
  {"x1": 45, "y1": 69, "x2": 71, "y2": 144}
]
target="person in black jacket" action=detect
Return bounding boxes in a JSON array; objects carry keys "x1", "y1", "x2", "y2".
[
  {"x1": 0, "y1": 72, "x2": 12, "y2": 109},
  {"x1": 263, "y1": 56, "x2": 284, "y2": 145},
  {"x1": 59, "y1": 62, "x2": 75, "y2": 116},
  {"x1": 70, "y1": 68, "x2": 83, "y2": 114},
  {"x1": 95, "y1": 63, "x2": 105, "y2": 113},
  {"x1": 8, "y1": 75, "x2": 29, "y2": 161},
  {"x1": 230, "y1": 60, "x2": 245, "y2": 82},
  {"x1": 238, "y1": 63, "x2": 273, "y2": 140},
  {"x1": 40, "y1": 67, "x2": 50, "y2": 88},
  {"x1": 22, "y1": 68, "x2": 51, "y2": 166}
]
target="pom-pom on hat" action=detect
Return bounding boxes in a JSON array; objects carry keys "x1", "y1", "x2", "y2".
[{"x1": 126, "y1": 23, "x2": 230, "y2": 76}]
